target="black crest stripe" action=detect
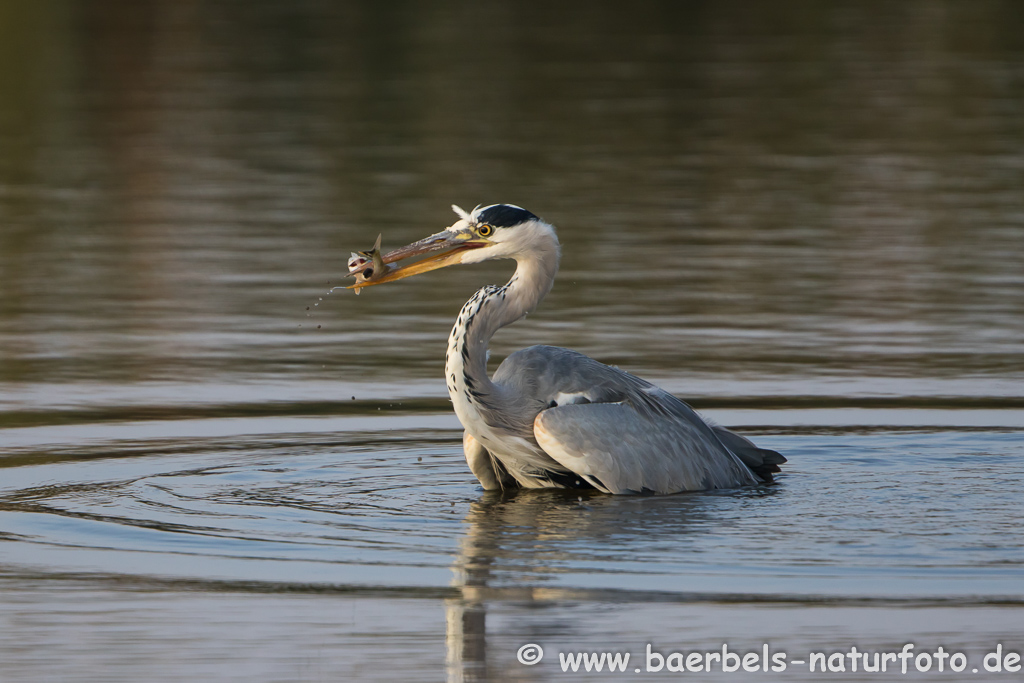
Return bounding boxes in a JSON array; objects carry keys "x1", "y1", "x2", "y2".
[{"x1": 475, "y1": 204, "x2": 538, "y2": 228}]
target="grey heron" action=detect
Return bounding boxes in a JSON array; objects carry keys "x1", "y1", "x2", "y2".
[{"x1": 348, "y1": 204, "x2": 785, "y2": 494}]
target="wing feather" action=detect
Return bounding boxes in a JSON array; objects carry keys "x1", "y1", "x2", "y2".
[
  {"x1": 489, "y1": 345, "x2": 780, "y2": 494},
  {"x1": 711, "y1": 426, "x2": 787, "y2": 481},
  {"x1": 534, "y1": 402, "x2": 759, "y2": 495}
]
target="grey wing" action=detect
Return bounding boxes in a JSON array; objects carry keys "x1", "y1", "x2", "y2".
[
  {"x1": 534, "y1": 403, "x2": 759, "y2": 494},
  {"x1": 495, "y1": 345, "x2": 780, "y2": 494}
]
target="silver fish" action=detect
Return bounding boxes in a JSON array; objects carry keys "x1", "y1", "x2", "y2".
[{"x1": 346, "y1": 234, "x2": 390, "y2": 295}]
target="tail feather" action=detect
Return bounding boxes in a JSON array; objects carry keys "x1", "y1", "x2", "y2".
[{"x1": 712, "y1": 426, "x2": 787, "y2": 482}]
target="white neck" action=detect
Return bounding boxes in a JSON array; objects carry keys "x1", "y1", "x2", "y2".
[{"x1": 443, "y1": 234, "x2": 560, "y2": 444}]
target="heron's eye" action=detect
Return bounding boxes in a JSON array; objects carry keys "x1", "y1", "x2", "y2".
[{"x1": 477, "y1": 224, "x2": 494, "y2": 237}]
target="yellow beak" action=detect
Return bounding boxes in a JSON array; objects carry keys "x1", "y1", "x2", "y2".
[{"x1": 347, "y1": 228, "x2": 491, "y2": 291}]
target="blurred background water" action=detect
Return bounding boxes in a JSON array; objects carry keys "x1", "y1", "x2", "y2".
[{"x1": 1, "y1": 1, "x2": 1023, "y2": 681}]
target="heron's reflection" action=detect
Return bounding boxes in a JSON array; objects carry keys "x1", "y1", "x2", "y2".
[{"x1": 444, "y1": 486, "x2": 778, "y2": 682}]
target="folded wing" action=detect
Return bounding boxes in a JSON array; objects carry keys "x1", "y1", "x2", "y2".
[{"x1": 534, "y1": 401, "x2": 761, "y2": 494}]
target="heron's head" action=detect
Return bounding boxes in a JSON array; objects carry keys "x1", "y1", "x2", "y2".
[{"x1": 348, "y1": 204, "x2": 559, "y2": 290}]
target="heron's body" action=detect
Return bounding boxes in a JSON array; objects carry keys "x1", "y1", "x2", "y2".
[{"x1": 350, "y1": 204, "x2": 784, "y2": 494}]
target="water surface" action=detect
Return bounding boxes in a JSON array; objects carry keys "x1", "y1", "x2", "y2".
[{"x1": 2, "y1": 2, "x2": 1023, "y2": 681}]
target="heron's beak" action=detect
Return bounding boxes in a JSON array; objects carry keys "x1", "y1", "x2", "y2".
[{"x1": 347, "y1": 228, "x2": 491, "y2": 290}]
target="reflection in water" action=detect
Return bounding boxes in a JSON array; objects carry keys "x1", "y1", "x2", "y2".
[
  {"x1": 1, "y1": 421, "x2": 1023, "y2": 682},
  {"x1": 444, "y1": 488, "x2": 771, "y2": 681},
  {"x1": 446, "y1": 600, "x2": 487, "y2": 683}
]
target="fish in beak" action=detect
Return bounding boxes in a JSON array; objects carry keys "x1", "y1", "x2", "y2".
[
  {"x1": 346, "y1": 224, "x2": 491, "y2": 292},
  {"x1": 346, "y1": 234, "x2": 392, "y2": 294}
]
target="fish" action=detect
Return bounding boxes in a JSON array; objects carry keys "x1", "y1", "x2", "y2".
[{"x1": 346, "y1": 234, "x2": 390, "y2": 295}]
